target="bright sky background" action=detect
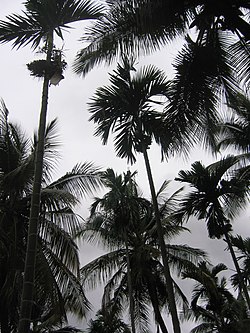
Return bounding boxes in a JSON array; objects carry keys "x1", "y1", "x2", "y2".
[{"x1": 1, "y1": 1, "x2": 249, "y2": 332}]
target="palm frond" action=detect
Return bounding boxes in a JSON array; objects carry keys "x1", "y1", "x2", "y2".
[
  {"x1": 39, "y1": 219, "x2": 80, "y2": 274},
  {"x1": 0, "y1": 0, "x2": 104, "y2": 49},
  {"x1": 102, "y1": 268, "x2": 127, "y2": 308},
  {"x1": 48, "y1": 161, "x2": 103, "y2": 198},
  {"x1": 165, "y1": 31, "x2": 239, "y2": 154},
  {"x1": 229, "y1": 40, "x2": 250, "y2": 89},
  {"x1": 73, "y1": 0, "x2": 189, "y2": 76},
  {"x1": 217, "y1": 91, "x2": 250, "y2": 153},
  {"x1": 80, "y1": 250, "x2": 126, "y2": 289},
  {"x1": 42, "y1": 245, "x2": 90, "y2": 318},
  {"x1": 41, "y1": 207, "x2": 81, "y2": 236},
  {"x1": 33, "y1": 118, "x2": 61, "y2": 184},
  {"x1": 168, "y1": 245, "x2": 208, "y2": 276},
  {"x1": 190, "y1": 322, "x2": 215, "y2": 333},
  {"x1": 35, "y1": 245, "x2": 67, "y2": 324}
]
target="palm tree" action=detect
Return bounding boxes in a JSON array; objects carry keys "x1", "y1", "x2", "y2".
[
  {"x1": 35, "y1": 326, "x2": 83, "y2": 333},
  {"x1": 73, "y1": 1, "x2": 249, "y2": 155},
  {"x1": 175, "y1": 156, "x2": 250, "y2": 309},
  {"x1": 79, "y1": 169, "x2": 207, "y2": 333},
  {"x1": 88, "y1": 57, "x2": 183, "y2": 333},
  {"x1": 0, "y1": 2, "x2": 104, "y2": 332},
  {"x1": 218, "y1": 92, "x2": 250, "y2": 154},
  {"x1": 217, "y1": 91, "x2": 250, "y2": 181},
  {"x1": 230, "y1": 235, "x2": 250, "y2": 291},
  {"x1": 86, "y1": 306, "x2": 131, "y2": 333},
  {"x1": 0, "y1": 100, "x2": 103, "y2": 333},
  {"x1": 73, "y1": 0, "x2": 250, "y2": 76},
  {"x1": 182, "y1": 261, "x2": 250, "y2": 333},
  {"x1": 88, "y1": 168, "x2": 143, "y2": 333}
]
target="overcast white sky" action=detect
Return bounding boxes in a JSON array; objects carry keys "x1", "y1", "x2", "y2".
[{"x1": 1, "y1": 1, "x2": 249, "y2": 332}]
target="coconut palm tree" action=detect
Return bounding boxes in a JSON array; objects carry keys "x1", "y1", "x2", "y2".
[
  {"x1": 86, "y1": 306, "x2": 131, "y2": 333},
  {"x1": 175, "y1": 156, "x2": 250, "y2": 309},
  {"x1": 0, "y1": 100, "x2": 103, "y2": 333},
  {"x1": 0, "y1": 2, "x2": 104, "y2": 332},
  {"x1": 88, "y1": 168, "x2": 144, "y2": 333},
  {"x1": 73, "y1": 0, "x2": 250, "y2": 77},
  {"x1": 79, "y1": 169, "x2": 207, "y2": 333},
  {"x1": 182, "y1": 261, "x2": 250, "y2": 333},
  {"x1": 88, "y1": 57, "x2": 184, "y2": 332}
]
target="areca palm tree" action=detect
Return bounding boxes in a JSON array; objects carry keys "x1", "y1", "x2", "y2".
[
  {"x1": 175, "y1": 155, "x2": 250, "y2": 309},
  {"x1": 230, "y1": 235, "x2": 250, "y2": 291},
  {"x1": 0, "y1": 2, "x2": 104, "y2": 332},
  {"x1": 88, "y1": 57, "x2": 183, "y2": 333},
  {"x1": 0, "y1": 100, "x2": 103, "y2": 333},
  {"x1": 182, "y1": 262, "x2": 250, "y2": 333},
  {"x1": 79, "y1": 169, "x2": 207, "y2": 333}
]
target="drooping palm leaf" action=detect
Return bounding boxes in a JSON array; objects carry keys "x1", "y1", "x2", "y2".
[
  {"x1": 49, "y1": 162, "x2": 103, "y2": 198},
  {"x1": 165, "y1": 32, "x2": 239, "y2": 153}
]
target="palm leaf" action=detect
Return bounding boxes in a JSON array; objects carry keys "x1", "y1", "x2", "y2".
[
  {"x1": 42, "y1": 245, "x2": 90, "y2": 318},
  {"x1": 165, "y1": 32, "x2": 239, "y2": 153},
  {"x1": 48, "y1": 162, "x2": 103, "y2": 198},
  {"x1": 229, "y1": 40, "x2": 250, "y2": 89},
  {"x1": 80, "y1": 250, "x2": 127, "y2": 289},
  {"x1": 73, "y1": 0, "x2": 191, "y2": 76},
  {"x1": 39, "y1": 220, "x2": 80, "y2": 274},
  {"x1": 0, "y1": 0, "x2": 104, "y2": 49}
]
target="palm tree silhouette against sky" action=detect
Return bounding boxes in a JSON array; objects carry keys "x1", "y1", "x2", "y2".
[
  {"x1": 88, "y1": 169, "x2": 142, "y2": 333},
  {"x1": 176, "y1": 156, "x2": 250, "y2": 309},
  {"x1": 74, "y1": 1, "x2": 249, "y2": 157},
  {"x1": 80, "y1": 169, "x2": 206, "y2": 333},
  {"x1": 230, "y1": 235, "x2": 250, "y2": 291},
  {"x1": 73, "y1": 0, "x2": 250, "y2": 77},
  {"x1": 0, "y1": 2, "x2": 104, "y2": 332},
  {"x1": 88, "y1": 57, "x2": 184, "y2": 333},
  {"x1": 183, "y1": 261, "x2": 249, "y2": 333},
  {"x1": 0, "y1": 101, "x2": 103, "y2": 333}
]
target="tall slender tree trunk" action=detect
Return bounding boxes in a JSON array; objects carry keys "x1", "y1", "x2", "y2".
[
  {"x1": 147, "y1": 279, "x2": 169, "y2": 333},
  {"x1": 0, "y1": 309, "x2": 10, "y2": 333},
  {"x1": 142, "y1": 148, "x2": 181, "y2": 333},
  {"x1": 124, "y1": 232, "x2": 136, "y2": 333},
  {"x1": 18, "y1": 32, "x2": 54, "y2": 333},
  {"x1": 223, "y1": 227, "x2": 250, "y2": 309}
]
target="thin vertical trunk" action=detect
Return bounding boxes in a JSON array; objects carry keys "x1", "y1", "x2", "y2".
[
  {"x1": 223, "y1": 229, "x2": 250, "y2": 309},
  {"x1": 142, "y1": 149, "x2": 181, "y2": 333},
  {"x1": 18, "y1": 32, "x2": 54, "y2": 333},
  {"x1": 146, "y1": 279, "x2": 169, "y2": 333},
  {"x1": 124, "y1": 232, "x2": 136, "y2": 333},
  {"x1": 0, "y1": 309, "x2": 10, "y2": 333}
]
